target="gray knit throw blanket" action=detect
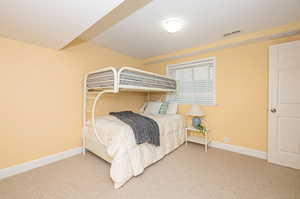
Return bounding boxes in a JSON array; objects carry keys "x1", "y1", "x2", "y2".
[{"x1": 109, "y1": 111, "x2": 160, "y2": 146}]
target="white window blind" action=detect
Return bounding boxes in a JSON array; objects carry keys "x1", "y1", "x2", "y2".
[{"x1": 167, "y1": 57, "x2": 216, "y2": 105}]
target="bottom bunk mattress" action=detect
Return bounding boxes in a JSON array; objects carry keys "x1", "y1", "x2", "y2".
[{"x1": 85, "y1": 113, "x2": 186, "y2": 188}]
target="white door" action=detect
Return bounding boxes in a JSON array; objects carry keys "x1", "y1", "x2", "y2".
[{"x1": 268, "y1": 40, "x2": 300, "y2": 169}]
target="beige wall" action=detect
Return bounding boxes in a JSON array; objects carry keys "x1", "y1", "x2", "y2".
[
  {"x1": 144, "y1": 34, "x2": 300, "y2": 152},
  {"x1": 0, "y1": 37, "x2": 145, "y2": 168}
]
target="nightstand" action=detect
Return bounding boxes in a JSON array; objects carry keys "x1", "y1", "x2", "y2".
[{"x1": 186, "y1": 126, "x2": 210, "y2": 152}]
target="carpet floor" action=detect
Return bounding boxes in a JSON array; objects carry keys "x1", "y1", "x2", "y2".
[{"x1": 1, "y1": 143, "x2": 299, "y2": 199}]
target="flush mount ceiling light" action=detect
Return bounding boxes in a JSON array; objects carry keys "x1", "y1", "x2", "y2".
[{"x1": 162, "y1": 18, "x2": 183, "y2": 33}]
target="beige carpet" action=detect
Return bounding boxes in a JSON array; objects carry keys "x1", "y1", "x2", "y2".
[{"x1": 1, "y1": 143, "x2": 299, "y2": 199}]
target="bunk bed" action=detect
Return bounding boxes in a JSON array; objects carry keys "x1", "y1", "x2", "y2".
[{"x1": 83, "y1": 67, "x2": 186, "y2": 188}]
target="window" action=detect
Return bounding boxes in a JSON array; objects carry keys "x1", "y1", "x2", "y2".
[{"x1": 167, "y1": 57, "x2": 216, "y2": 105}]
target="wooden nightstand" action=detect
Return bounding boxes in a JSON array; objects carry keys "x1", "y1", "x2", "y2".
[{"x1": 186, "y1": 126, "x2": 210, "y2": 152}]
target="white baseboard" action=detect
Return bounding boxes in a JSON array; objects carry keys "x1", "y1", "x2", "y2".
[
  {"x1": 0, "y1": 138, "x2": 267, "y2": 180},
  {"x1": 188, "y1": 135, "x2": 267, "y2": 159},
  {"x1": 0, "y1": 147, "x2": 82, "y2": 180}
]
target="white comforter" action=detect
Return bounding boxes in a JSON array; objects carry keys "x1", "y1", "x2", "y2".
[{"x1": 90, "y1": 114, "x2": 185, "y2": 188}]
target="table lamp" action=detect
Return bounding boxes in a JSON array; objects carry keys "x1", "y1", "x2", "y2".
[{"x1": 188, "y1": 105, "x2": 205, "y2": 128}]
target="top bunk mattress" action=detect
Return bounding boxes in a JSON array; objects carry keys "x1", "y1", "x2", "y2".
[
  {"x1": 118, "y1": 67, "x2": 176, "y2": 91},
  {"x1": 86, "y1": 67, "x2": 176, "y2": 92}
]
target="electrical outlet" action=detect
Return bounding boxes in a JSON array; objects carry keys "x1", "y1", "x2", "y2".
[{"x1": 224, "y1": 137, "x2": 230, "y2": 143}]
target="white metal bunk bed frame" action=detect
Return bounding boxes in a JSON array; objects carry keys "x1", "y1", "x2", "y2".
[{"x1": 82, "y1": 66, "x2": 176, "y2": 156}]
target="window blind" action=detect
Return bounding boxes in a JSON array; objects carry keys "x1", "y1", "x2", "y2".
[{"x1": 167, "y1": 57, "x2": 216, "y2": 105}]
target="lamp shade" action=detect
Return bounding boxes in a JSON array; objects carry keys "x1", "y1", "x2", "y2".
[{"x1": 187, "y1": 105, "x2": 205, "y2": 117}]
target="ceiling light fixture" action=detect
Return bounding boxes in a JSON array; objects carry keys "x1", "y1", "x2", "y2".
[{"x1": 162, "y1": 18, "x2": 183, "y2": 33}]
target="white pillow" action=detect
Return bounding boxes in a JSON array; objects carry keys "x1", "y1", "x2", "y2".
[
  {"x1": 144, "y1": 101, "x2": 162, "y2": 115},
  {"x1": 166, "y1": 102, "x2": 177, "y2": 114},
  {"x1": 139, "y1": 102, "x2": 148, "y2": 112}
]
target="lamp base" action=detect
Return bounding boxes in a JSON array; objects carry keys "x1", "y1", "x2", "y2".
[{"x1": 192, "y1": 117, "x2": 201, "y2": 128}]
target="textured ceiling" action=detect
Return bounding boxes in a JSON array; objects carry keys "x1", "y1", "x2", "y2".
[
  {"x1": 0, "y1": 0, "x2": 124, "y2": 49},
  {"x1": 92, "y1": 0, "x2": 300, "y2": 58}
]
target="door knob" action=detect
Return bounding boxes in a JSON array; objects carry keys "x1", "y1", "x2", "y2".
[{"x1": 270, "y1": 108, "x2": 277, "y2": 113}]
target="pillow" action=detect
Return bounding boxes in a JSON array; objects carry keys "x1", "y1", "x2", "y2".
[
  {"x1": 139, "y1": 102, "x2": 148, "y2": 113},
  {"x1": 159, "y1": 102, "x2": 169, "y2": 114},
  {"x1": 144, "y1": 101, "x2": 162, "y2": 115},
  {"x1": 166, "y1": 102, "x2": 178, "y2": 114}
]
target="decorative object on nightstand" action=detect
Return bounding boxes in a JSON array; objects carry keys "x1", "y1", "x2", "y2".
[
  {"x1": 188, "y1": 105, "x2": 205, "y2": 128},
  {"x1": 196, "y1": 120, "x2": 208, "y2": 135},
  {"x1": 186, "y1": 119, "x2": 210, "y2": 152}
]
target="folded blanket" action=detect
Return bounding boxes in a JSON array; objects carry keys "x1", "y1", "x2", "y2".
[{"x1": 109, "y1": 111, "x2": 160, "y2": 146}]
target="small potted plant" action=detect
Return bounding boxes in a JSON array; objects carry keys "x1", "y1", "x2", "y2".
[{"x1": 196, "y1": 123, "x2": 208, "y2": 135}]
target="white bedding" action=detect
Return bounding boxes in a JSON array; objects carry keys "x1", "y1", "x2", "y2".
[{"x1": 86, "y1": 114, "x2": 185, "y2": 188}]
